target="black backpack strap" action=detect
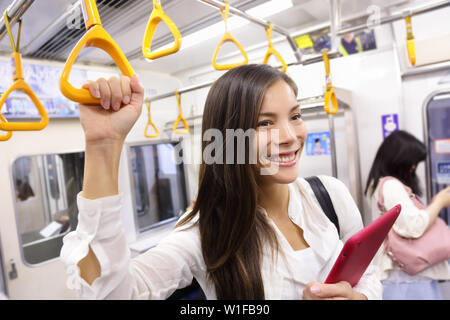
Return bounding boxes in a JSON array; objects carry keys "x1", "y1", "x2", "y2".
[{"x1": 305, "y1": 176, "x2": 340, "y2": 236}]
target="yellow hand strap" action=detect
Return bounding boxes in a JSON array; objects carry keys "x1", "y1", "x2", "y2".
[
  {"x1": 405, "y1": 16, "x2": 416, "y2": 66},
  {"x1": 144, "y1": 99, "x2": 159, "y2": 138},
  {"x1": 0, "y1": 112, "x2": 13, "y2": 141},
  {"x1": 212, "y1": 2, "x2": 248, "y2": 71},
  {"x1": 0, "y1": 11, "x2": 48, "y2": 132},
  {"x1": 263, "y1": 23, "x2": 287, "y2": 73},
  {"x1": 60, "y1": 0, "x2": 135, "y2": 104},
  {"x1": 142, "y1": 0, "x2": 182, "y2": 60},
  {"x1": 173, "y1": 91, "x2": 189, "y2": 134},
  {"x1": 322, "y1": 50, "x2": 338, "y2": 115},
  {"x1": 80, "y1": 0, "x2": 101, "y2": 30}
]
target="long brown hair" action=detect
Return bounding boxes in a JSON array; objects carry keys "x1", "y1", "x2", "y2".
[{"x1": 177, "y1": 64, "x2": 298, "y2": 299}]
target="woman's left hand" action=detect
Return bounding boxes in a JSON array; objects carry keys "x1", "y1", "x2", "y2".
[{"x1": 303, "y1": 281, "x2": 367, "y2": 300}]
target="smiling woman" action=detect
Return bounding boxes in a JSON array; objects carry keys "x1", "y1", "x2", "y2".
[
  {"x1": 178, "y1": 64, "x2": 302, "y2": 299},
  {"x1": 60, "y1": 64, "x2": 381, "y2": 300}
]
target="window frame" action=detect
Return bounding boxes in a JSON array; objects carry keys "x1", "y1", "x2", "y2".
[
  {"x1": 126, "y1": 138, "x2": 190, "y2": 238},
  {"x1": 9, "y1": 149, "x2": 84, "y2": 267}
]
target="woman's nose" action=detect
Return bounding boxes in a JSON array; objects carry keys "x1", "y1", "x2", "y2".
[{"x1": 277, "y1": 123, "x2": 297, "y2": 145}]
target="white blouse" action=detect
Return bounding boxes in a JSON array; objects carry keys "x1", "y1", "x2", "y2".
[
  {"x1": 368, "y1": 178, "x2": 450, "y2": 281},
  {"x1": 280, "y1": 247, "x2": 323, "y2": 299},
  {"x1": 60, "y1": 175, "x2": 382, "y2": 300}
]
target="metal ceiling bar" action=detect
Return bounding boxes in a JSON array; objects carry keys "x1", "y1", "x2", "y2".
[
  {"x1": 338, "y1": 0, "x2": 450, "y2": 35},
  {"x1": 147, "y1": 80, "x2": 213, "y2": 102},
  {"x1": 147, "y1": 51, "x2": 340, "y2": 103},
  {"x1": 0, "y1": 0, "x2": 34, "y2": 40},
  {"x1": 197, "y1": 0, "x2": 302, "y2": 62}
]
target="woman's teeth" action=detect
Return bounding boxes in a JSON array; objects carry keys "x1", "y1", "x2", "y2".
[{"x1": 266, "y1": 152, "x2": 296, "y2": 163}]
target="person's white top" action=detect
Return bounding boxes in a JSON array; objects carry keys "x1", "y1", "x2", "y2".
[
  {"x1": 280, "y1": 247, "x2": 323, "y2": 299},
  {"x1": 368, "y1": 178, "x2": 450, "y2": 281},
  {"x1": 60, "y1": 175, "x2": 382, "y2": 300}
]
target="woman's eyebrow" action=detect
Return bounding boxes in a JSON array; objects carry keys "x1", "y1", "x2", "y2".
[
  {"x1": 259, "y1": 104, "x2": 300, "y2": 117},
  {"x1": 291, "y1": 104, "x2": 301, "y2": 112}
]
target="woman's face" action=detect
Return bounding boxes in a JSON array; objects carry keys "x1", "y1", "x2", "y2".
[{"x1": 255, "y1": 79, "x2": 306, "y2": 184}]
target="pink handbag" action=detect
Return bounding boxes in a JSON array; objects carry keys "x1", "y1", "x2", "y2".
[{"x1": 377, "y1": 176, "x2": 450, "y2": 275}]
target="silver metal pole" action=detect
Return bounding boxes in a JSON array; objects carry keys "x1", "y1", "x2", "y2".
[
  {"x1": 0, "y1": 0, "x2": 34, "y2": 40},
  {"x1": 328, "y1": 114, "x2": 338, "y2": 178},
  {"x1": 329, "y1": 0, "x2": 341, "y2": 52},
  {"x1": 287, "y1": 50, "x2": 340, "y2": 67},
  {"x1": 147, "y1": 80, "x2": 214, "y2": 102},
  {"x1": 327, "y1": 0, "x2": 339, "y2": 178}
]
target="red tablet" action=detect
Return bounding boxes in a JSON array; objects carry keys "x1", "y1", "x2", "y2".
[{"x1": 324, "y1": 204, "x2": 401, "y2": 287}]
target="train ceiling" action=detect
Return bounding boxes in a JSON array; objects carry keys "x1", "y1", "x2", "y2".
[{"x1": 0, "y1": 0, "x2": 412, "y2": 75}]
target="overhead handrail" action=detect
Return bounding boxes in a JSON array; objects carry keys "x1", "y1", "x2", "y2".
[
  {"x1": 0, "y1": 0, "x2": 34, "y2": 41},
  {"x1": 0, "y1": 11, "x2": 48, "y2": 132},
  {"x1": 173, "y1": 91, "x2": 189, "y2": 134},
  {"x1": 212, "y1": 1, "x2": 248, "y2": 71},
  {"x1": 322, "y1": 49, "x2": 338, "y2": 114},
  {"x1": 148, "y1": 52, "x2": 341, "y2": 103},
  {"x1": 60, "y1": 0, "x2": 135, "y2": 104},
  {"x1": 405, "y1": 15, "x2": 416, "y2": 66},
  {"x1": 144, "y1": 99, "x2": 159, "y2": 138},
  {"x1": 262, "y1": 23, "x2": 287, "y2": 73},
  {"x1": 0, "y1": 113, "x2": 13, "y2": 141},
  {"x1": 142, "y1": 0, "x2": 182, "y2": 60}
]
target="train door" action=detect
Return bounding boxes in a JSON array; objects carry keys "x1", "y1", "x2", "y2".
[
  {"x1": 423, "y1": 90, "x2": 450, "y2": 224},
  {"x1": 5, "y1": 151, "x2": 84, "y2": 299}
]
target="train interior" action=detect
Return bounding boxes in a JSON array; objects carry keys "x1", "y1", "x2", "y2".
[{"x1": 0, "y1": 0, "x2": 449, "y2": 299}]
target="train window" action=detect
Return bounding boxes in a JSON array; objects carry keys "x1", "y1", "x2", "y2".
[
  {"x1": 424, "y1": 91, "x2": 450, "y2": 225},
  {"x1": 128, "y1": 141, "x2": 188, "y2": 234},
  {"x1": 11, "y1": 152, "x2": 84, "y2": 265},
  {"x1": 294, "y1": 16, "x2": 377, "y2": 56}
]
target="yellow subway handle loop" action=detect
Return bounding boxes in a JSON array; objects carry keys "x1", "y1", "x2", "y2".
[
  {"x1": 142, "y1": 0, "x2": 182, "y2": 60},
  {"x1": 212, "y1": 2, "x2": 248, "y2": 71},
  {"x1": 0, "y1": 78, "x2": 49, "y2": 131},
  {"x1": 0, "y1": 12, "x2": 48, "y2": 132},
  {"x1": 0, "y1": 113, "x2": 13, "y2": 141},
  {"x1": 322, "y1": 50, "x2": 338, "y2": 115},
  {"x1": 262, "y1": 23, "x2": 287, "y2": 73},
  {"x1": 144, "y1": 99, "x2": 159, "y2": 138},
  {"x1": 405, "y1": 16, "x2": 416, "y2": 66},
  {"x1": 173, "y1": 91, "x2": 189, "y2": 134},
  {"x1": 60, "y1": 0, "x2": 135, "y2": 104}
]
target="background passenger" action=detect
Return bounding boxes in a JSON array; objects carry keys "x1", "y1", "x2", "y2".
[{"x1": 365, "y1": 130, "x2": 450, "y2": 300}]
